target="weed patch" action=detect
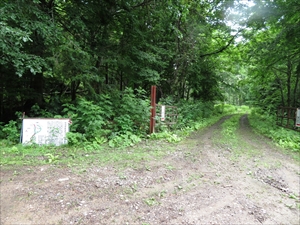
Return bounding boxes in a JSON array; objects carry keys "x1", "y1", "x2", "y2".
[{"x1": 248, "y1": 111, "x2": 300, "y2": 155}]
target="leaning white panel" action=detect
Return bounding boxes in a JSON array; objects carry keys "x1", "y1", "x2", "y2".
[
  {"x1": 22, "y1": 118, "x2": 69, "y2": 146},
  {"x1": 296, "y1": 108, "x2": 300, "y2": 128}
]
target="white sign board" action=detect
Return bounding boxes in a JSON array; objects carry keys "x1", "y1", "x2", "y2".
[
  {"x1": 22, "y1": 118, "x2": 69, "y2": 146},
  {"x1": 161, "y1": 105, "x2": 165, "y2": 121},
  {"x1": 296, "y1": 108, "x2": 300, "y2": 127}
]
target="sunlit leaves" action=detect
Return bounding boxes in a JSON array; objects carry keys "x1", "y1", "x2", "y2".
[{"x1": 236, "y1": 0, "x2": 300, "y2": 108}]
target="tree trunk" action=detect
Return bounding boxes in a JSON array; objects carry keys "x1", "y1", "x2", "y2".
[
  {"x1": 120, "y1": 71, "x2": 123, "y2": 91},
  {"x1": 105, "y1": 63, "x2": 109, "y2": 85},
  {"x1": 23, "y1": 73, "x2": 44, "y2": 114},
  {"x1": 286, "y1": 58, "x2": 292, "y2": 107},
  {"x1": 274, "y1": 71, "x2": 285, "y2": 106},
  {"x1": 71, "y1": 81, "x2": 80, "y2": 101},
  {"x1": 293, "y1": 63, "x2": 300, "y2": 107},
  {"x1": 0, "y1": 71, "x2": 3, "y2": 121}
]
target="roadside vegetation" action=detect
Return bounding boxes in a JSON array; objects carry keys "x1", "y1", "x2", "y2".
[
  {"x1": 1, "y1": 1, "x2": 299, "y2": 167},
  {"x1": 0, "y1": 103, "x2": 238, "y2": 166},
  {"x1": 248, "y1": 109, "x2": 300, "y2": 157},
  {"x1": 1, "y1": 102, "x2": 298, "y2": 168}
]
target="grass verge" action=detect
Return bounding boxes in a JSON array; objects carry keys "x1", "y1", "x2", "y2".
[{"x1": 248, "y1": 111, "x2": 300, "y2": 161}]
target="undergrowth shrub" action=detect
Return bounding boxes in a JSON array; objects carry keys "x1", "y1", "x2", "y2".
[
  {"x1": 63, "y1": 98, "x2": 110, "y2": 140},
  {"x1": 62, "y1": 88, "x2": 149, "y2": 147},
  {"x1": 249, "y1": 109, "x2": 300, "y2": 152},
  {"x1": 151, "y1": 100, "x2": 233, "y2": 142},
  {"x1": 149, "y1": 131, "x2": 182, "y2": 143},
  {"x1": 111, "y1": 88, "x2": 150, "y2": 135},
  {"x1": 239, "y1": 105, "x2": 250, "y2": 113},
  {"x1": 214, "y1": 103, "x2": 238, "y2": 114},
  {"x1": 176, "y1": 101, "x2": 214, "y2": 128},
  {"x1": 1, "y1": 120, "x2": 20, "y2": 144},
  {"x1": 108, "y1": 131, "x2": 142, "y2": 148},
  {"x1": 66, "y1": 132, "x2": 86, "y2": 146},
  {"x1": 30, "y1": 104, "x2": 55, "y2": 118}
]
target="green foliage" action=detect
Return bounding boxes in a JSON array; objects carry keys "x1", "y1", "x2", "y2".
[
  {"x1": 112, "y1": 88, "x2": 150, "y2": 135},
  {"x1": 238, "y1": 0, "x2": 300, "y2": 109},
  {"x1": 0, "y1": 142, "x2": 61, "y2": 166},
  {"x1": 214, "y1": 104, "x2": 239, "y2": 115},
  {"x1": 108, "y1": 132, "x2": 142, "y2": 148},
  {"x1": 249, "y1": 110, "x2": 300, "y2": 152},
  {"x1": 8, "y1": 146, "x2": 20, "y2": 155},
  {"x1": 0, "y1": 129, "x2": 170, "y2": 166},
  {"x1": 29, "y1": 104, "x2": 54, "y2": 118},
  {"x1": 150, "y1": 103, "x2": 240, "y2": 143},
  {"x1": 0, "y1": 19, "x2": 46, "y2": 77},
  {"x1": 191, "y1": 117, "x2": 216, "y2": 131},
  {"x1": 152, "y1": 103, "x2": 242, "y2": 143},
  {"x1": 62, "y1": 88, "x2": 149, "y2": 146},
  {"x1": 44, "y1": 153, "x2": 60, "y2": 164},
  {"x1": 176, "y1": 101, "x2": 214, "y2": 128},
  {"x1": 66, "y1": 132, "x2": 86, "y2": 146},
  {"x1": 4, "y1": 0, "x2": 292, "y2": 166},
  {"x1": 214, "y1": 104, "x2": 225, "y2": 114},
  {"x1": 221, "y1": 115, "x2": 240, "y2": 139},
  {"x1": 63, "y1": 98, "x2": 109, "y2": 140},
  {"x1": 149, "y1": 131, "x2": 182, "y2": 143},
  {"x1": 144, "y1": 197, "x2": 159, "y2": 206},
  {"x1": 1, "y1": 120, "x2": 20, "y2": 144},
  {"x1": 83, "y1": 142, "x2": 101, "y2": 152},
  {"x1": 1, "y1": 0, "x2": 238, "y2": 124}
]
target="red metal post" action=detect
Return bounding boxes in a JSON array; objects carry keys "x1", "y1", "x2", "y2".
[{"x1": 150, "y1": 85, "x2": 156, "y2": 134}]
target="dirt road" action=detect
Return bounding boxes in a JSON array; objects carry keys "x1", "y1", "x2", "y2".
[{"x1": 1, "y1": 114, "x2": 299, "y2": 224}]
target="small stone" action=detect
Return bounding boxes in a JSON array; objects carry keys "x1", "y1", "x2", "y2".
[{"x1": 58, "y1": 178, "x2": 69, "y2": 182}]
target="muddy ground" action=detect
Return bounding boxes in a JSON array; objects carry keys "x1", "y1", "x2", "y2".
[{"x1": 1, "y1": 115, "x2": 299, "y2": 224}]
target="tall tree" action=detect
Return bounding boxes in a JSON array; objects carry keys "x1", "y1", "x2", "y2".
[
  {"x1": 240, "y1": 0, "x2": 300, "y2": 109},
  {"x1": 1, "y1": 0, "x2": 239, "y2": 122}
]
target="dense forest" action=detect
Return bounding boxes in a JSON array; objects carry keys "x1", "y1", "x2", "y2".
[{"x1": 0, "y1": 0, "x2": 299, "y2": 144}]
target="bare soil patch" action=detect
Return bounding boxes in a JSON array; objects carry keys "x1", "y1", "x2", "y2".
[{"x1": 1, "y1": 114, "x2": 299, "y2": 224}]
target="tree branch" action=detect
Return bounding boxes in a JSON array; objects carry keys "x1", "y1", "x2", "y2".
[
  {"x1": 131, "y1": 0, "x2": 153, "y2": 9},
  {"x1": 199, "y1": 30, "x2": 242, "y2": 58}
]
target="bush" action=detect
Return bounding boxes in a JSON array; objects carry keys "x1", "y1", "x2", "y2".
[
  {"x1": 214, "y1": 103, "x2": 237, "y2": 114},
  {"x1": 66, "y1": 132, "x2": 86, "y2": 146},
  {"x1": 63, "y1": 98, "x2": 110, "y2": 140},
  {"x1": 108, "y1": 131, "x2": 142, "y2": 148},
  {"x1": 176, "y1": 100, "x2": 214, "y2": 127},
  {"x1": 249, "y1": 110, "x2": 300, "y2": 152},
  {"x1": 30, "y1": 104, "x2": 55, "y2": 118},
  {"x1": 62, "y1": 88, "x2": 150, "y2": 144},
  {"x1": 112, "y1": 88, "x2": 150, "y2": 135},
  {"x1": 1, "y1": 120, "x2": 20, "y2": 144}
]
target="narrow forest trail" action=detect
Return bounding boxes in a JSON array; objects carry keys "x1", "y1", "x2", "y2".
[{"x1": 1, "y1": 114, "x2": 299, "y2": 224}]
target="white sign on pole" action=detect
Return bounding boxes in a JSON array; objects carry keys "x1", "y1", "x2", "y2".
[
  {"x1": 161, "y1": 105, "x2": 165, "y2": 121},
  {"x1": 22, "y1": 118, "x2": 70, "y2": 146},
  {"x1": 296, "y1": 108, "x2": 300, "y2": 127}
]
